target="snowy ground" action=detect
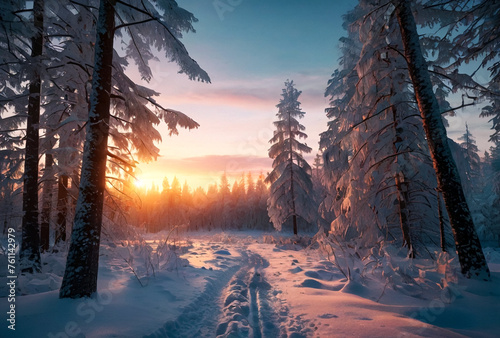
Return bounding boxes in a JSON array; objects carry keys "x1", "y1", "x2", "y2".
[{"x1": 1, "y1": 230, "x2": 499, "y2": 337}]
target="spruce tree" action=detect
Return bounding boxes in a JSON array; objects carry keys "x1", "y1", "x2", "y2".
[
  {"x1": 321, "y1": 1, "x2": 439, "y2": 255},
  {"x1": 266, "y1": 80, "x2": 316, "y2": 235}
]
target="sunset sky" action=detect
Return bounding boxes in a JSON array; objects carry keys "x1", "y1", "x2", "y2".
[{"x1": 132, "y1": 0, "x2": 493, "y2": 190}]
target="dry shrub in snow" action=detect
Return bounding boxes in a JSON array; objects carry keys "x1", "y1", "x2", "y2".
[{"x1": 315, "y1": 231, "x2": 461, "y2": 302}]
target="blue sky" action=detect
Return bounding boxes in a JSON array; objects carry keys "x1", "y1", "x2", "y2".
[{"x1": 134, "y1": 0, "x2": 493, "y2": 189}]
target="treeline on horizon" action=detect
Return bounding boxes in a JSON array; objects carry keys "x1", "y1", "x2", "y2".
[{"x1": 119, "y1": 171, "x2": 323, "y2": 234}]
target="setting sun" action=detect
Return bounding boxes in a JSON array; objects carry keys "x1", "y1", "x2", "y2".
[{"x1": 134, "y1": 177, "x2": 145, "y2": 189}]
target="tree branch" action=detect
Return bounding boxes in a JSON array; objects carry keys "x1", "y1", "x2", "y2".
[{"x1": 114, "y1": 18, "x2": 155, "y2": 32}]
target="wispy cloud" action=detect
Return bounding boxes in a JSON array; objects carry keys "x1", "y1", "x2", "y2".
[{"x1": 143, "y1": 60, "x2": 331, "y2": 113}]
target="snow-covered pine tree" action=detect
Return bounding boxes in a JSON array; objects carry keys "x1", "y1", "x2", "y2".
[
  {"x1": 319, "y1": 6, "x2": 361, "y2": 235},
  {"x1": 458, "y1": 124, "x2": 482, "y2": 201},
  {"x1": 169, "y1": 177, "x2": 184, "y2": 227},
  {"x1": 0, "y1": 0, "x2": 26, "y2": 234},
  {"x1": 472, "y1": 0, "x2": 500, "y2": 147},
  {"x1": 266, "y1": 80, "x2": 316, "y2": 235},
  {"x1": 230, "y1": 177, "x2": 246, "y2": 229},
  {"x1": 421, "y1": 0, "x2": 499, "y2": 140},
  {"x1": 246, "y1": 172, "x2": 258, "y2": 229},
  {"x1": 217, "y1": 172, "x2": 231, "y2": 230},
  {"x1": 0, "y1": 0, "x2": 46, "y2": 272},
  {"x1": 180, "y1": 180, "x2": 192, "y2": 225},
  {"x1": 393, "y1": 0, "x2": 489, "y2": 279},
  {"x1": 321, "y1": 1, "x2": 440, "y2": 255},
  {"x1": 20, "y1": 0, "x2": 204, "y2": 250},
  {"x1": 255, "y1": 173, "x2": 272, "y2": 231},
  {"x1": 1, "y1": 0, "x2": 51, "y2": 244},
  {"x1": 414, "y1": 1, "x2": 499, "y2": 246},
  {"x1": 481, "y1": 89, "x2": 500, "y2": 145},
  {"x1": 59, "y1": 0, "x2": 210, "y2": 298}
]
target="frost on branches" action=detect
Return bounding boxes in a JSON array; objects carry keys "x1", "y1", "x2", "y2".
[
  {"x1": 60, "y1": 0, "x2": 209, "y2": 298},
  {"x1": 394, "y1": 0, "x2": 489, "y2": 279},
  {"x1": 266, "y1": 80, "x2": 316, "y2": 235},
  {"x1": 320, "y1": 2, "x2": 443, "y2": 257}
]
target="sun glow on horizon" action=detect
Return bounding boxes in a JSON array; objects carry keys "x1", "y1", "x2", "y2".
[
  {"x1": 134, "y1": 173, "x2": 219, "y2": 192},
  {"x1": 133, "y1": 156, "x2": 271, "y2": 193}
]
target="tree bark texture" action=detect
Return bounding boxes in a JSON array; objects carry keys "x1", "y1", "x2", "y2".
[
  {"x1": 436, "y1": 189, "x2": 447, "y2": 252},
  {"x1": 288, "y1": 111, "x2": 298, "y2": 235},
  {"x1": 54, "y1": 174, "x2": 69, "y2": 246},
  {"x1": 59, "y1": 0, "x2": 116, "y2": 298},
  {"x1": 394, "y1": 0, "x2": 489, "y2": 279},
  {"x1": 392, "y1": 104, "x2": 414, "y2": 257},
  {"x1": 40, "y1": 153, "x2": 54, "y2": 252},
  {"x1": 20, "y1": 0, "x2": 44, "y2": 273}
]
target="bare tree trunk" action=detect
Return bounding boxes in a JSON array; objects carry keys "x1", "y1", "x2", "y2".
[
  {"x1": 395, "y1": 173, "x2": 414, "y2": 257},
  {"x1": 59, "y1": 0, "x2": 116, "y2": 298},
  {"x1": 392, "y1": 104, "x2": 414, "y2": 257},
  {"x1": 436, "y1": 188, "x2": 447, "y2": 252},
  {"x1": 394, "y1": 0, "x2": 489, "y2": 279},
  {"x1": 40, "y1": 152, "x2": 54, "y2": 252},
  {"x1": 288, "y1": 112, "x2": 298, "y2": 236},
  {"x1": 20, "y1": 0, "x2": 44, "y2": 273},
  {"x1": 54, "y1": 174, "x2": 69, "y2": 246}
]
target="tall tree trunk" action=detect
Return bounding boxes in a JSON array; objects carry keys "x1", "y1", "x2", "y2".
[
  {"x1": 20, "y1": 0, "x2": 44, "y2": 273},
  {"x1": 54, "y1": 174, "x2": 69, "y2": 246},
  {"x1": 395, "y1": 173, "x2": 414, "y2": 257},
  {"x1": 436, "y1": 188, "x2": 447, "y2": 252},
  {"x1": 40, "y1": 152, "x2": 54, "y2": 252},
  {"x1": 292, "y1": 214, "x2": 298, "y2": 236},
  {"x1": 59, "y1": 0, "x2": 116, "y2": 298},
  {"x1": 392, "y1": 103, "x2": 414, "y2": 257},
  {"x1": 394, "y1": 0, "x2": 489, "y2": 279},
  {"x1": 290, "y1": 162, "x2": 298, "y2": 235},
  {"x1": 288, "y1": 111, "x2": 298, "y2": 235}
]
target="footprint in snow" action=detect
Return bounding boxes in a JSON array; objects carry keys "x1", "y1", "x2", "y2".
[
  {"x1": 297, "y1": 279, "x2": 344, "y2": 291},
  {"x1": 298, "y1": 279, "x2": 324, "y2": 289},
  {"x1": 304, "y1": 270, "x2": 338, "y2": 281},
  {"x1": 304, "y1": 271, "x2": 321, "y2": 279},
  {"x1": 214, "y1": 249, "x2": 231, "y2": 255},
  {"x1": 318, "y1": 313, "x2": 338, "y2": 319}
]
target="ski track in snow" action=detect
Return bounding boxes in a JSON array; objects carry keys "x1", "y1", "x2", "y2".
[
  {"x1": 215, "y1": 251, "x2": 280, "y2": 338},
  {"x1": 145, "y1": 246, "x2": 310, "y2": 338},
  {"x1": 144, "y1": 257, "x2": 240, "y2": 338}
]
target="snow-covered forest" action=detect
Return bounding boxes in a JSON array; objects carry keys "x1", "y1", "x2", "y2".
[{"x1": 1, "y1": 0, "x2": 499, "y2": 337}]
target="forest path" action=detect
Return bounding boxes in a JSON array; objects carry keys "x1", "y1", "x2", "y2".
[
  {"x1": 215, "y1": 250, "x2": 281, "y2": 337},
  {"x1": 144, "y1": 247, "x2": 299, "y2": 337}
]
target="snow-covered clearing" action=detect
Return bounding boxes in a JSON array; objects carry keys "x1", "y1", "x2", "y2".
[{"x1": 1, "y1": 231, "x2": 499, "y2": 337}]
